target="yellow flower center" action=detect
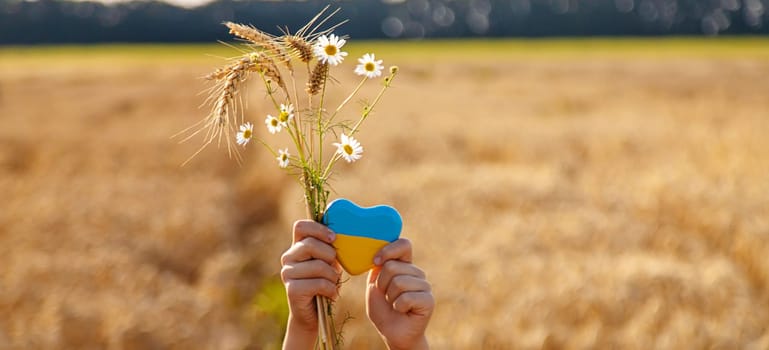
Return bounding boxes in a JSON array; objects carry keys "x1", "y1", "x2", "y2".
[
  {"x1": 271, "y1": 119, "x2": 279, "y2": 127},
  {"x1": 243, "y1": 129, "x2": 252, "y2": 139},
  {"x1": 324, "y1": 45, "x2": 337, "y2": 56},
  {"x1": 279, "y1": 111, "x2": 289, "y2": 122},
  {"x1": 343, "y1": 144, "x2": 354, "y2": 155},
  {"x1": 281, "y1": 154, "x2": 288, "y2": 161},
  {"x1": 365, "y1": 62, "x2": 375, "y2": 72}
]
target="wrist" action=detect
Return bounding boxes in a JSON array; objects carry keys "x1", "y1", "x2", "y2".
[
  {"x1": 386, "y1": 335, "x2": 428, "y2": 350},
  {"x1": 282, "y1": 316, "x2": 317, "y2": 350}
]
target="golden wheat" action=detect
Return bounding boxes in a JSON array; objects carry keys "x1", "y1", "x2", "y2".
[
  {"x1": 306, "y1": 61, "x2": 328, "y2": 95},
  {"x1": 285, "y1": 35, "x2": 314, "y2": 63},
  {"x1": 225, "y1": 22, "x2": 293, "y2": 72},
  {"x1": 176, "y1": 55, "x2": 256, "y2": 164},
  {"x1": 251, "y1": 52, "x2": 286, "y2": 92},
  {"x1": 2, "y1": 44, "x2": 769, "y2": 349}
]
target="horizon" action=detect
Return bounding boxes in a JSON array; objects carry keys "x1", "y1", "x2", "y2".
[
  {"x1": 2, "y1": 0, "x2": 766, "y2": 44},
  {"x1": 69, "y1": 0, "x2": 214, "y2": 8}
]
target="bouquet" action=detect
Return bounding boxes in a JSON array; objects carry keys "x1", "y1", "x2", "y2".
[{"x1": 175, "y1": 7, "x2": 398, "y2": 349}]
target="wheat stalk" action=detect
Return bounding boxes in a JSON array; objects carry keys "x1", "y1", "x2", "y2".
[{"x1": 174, "y1": 55, "x2": 258, "y2": 165}]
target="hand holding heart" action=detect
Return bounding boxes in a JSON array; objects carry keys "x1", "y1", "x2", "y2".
[
  {"x1": 366, "y1": 238, "x2": 433, "y2": 350},
  {"x1": 280, "y1": 220, "x2": 434, "y2": 350}
]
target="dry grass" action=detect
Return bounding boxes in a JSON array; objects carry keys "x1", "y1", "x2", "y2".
[{"x1": 1, "y1": 40, "x2": 768, "y2": 349}]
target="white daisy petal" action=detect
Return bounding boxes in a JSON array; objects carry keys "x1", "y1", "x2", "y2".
[
  {"x1": 276, "y1": 148, "x2": 290, "y2": 168},
  {"x1": 354, "y1": 53, "x2": 384, "y2": 79},
  {"x1": 235, "y1": 122, "x2": 254, "y2": 146},
  {"x1": 278, "y1": 103, "x2": 295, "y2": 127},
  {"x1": 264, "y1": 114, "x2": 282, "y2": 134},
  {"x1": 334, "y1": 133, "x2": 363, "y2": 163},
  {"x1": 314, "y1": 34, "x2": 348, "y2": 66},
  {"x1": 280, "y1": 103, "x2": 294, "y2": 115}
]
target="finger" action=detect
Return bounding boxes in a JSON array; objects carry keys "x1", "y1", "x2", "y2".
[
  {"x1": 284, "y1": 278, "x2": 339, "y2": 301},
  {"x1": 367, "y1": 265, "x2": 382, "y2": 285},
  {"x1": 332, "y1": 260, "x2": 343, "y2": 275},
  {"x1": 281, "y1": 237, "x2": 337, "y2": 265},
  {"x1": 373, "y1": 238, "x2": 412, "y2": 266},
  {"x1": 281, "y1": 260, "x2": 342, "y2": 284},
  {"x1": 385, "y1": 275, "x2": 431, "y2": 304},
  {"x1": 375, "y1": 260, "x2": 426, "y2": 293},
  {"x1": 392, "y1": 291, "x2": 435, "y2": 316},
  {"x1": 293, "y1": 220, "x2": 335, "y2": 244}
]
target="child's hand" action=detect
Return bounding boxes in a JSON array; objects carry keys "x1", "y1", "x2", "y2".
[
  {"x1": 366, "y1": 238, "x2": 434, "y2": 350},
  {"x1": 280, "y1": 220, "x2": 341, "y2": 350}
]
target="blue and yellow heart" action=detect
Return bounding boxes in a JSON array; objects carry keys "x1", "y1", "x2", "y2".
[{"x1": 322, "y1": 198, "x2": 402, "y2": 275}]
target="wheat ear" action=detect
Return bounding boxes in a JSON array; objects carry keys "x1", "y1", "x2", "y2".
[
  {"x1": 226, "y1": 22, "x2": 293, "y2": 72},
  {"x1": 177, "y1": 56, "x2": 255, "y2": 165},
  {"x1": 306, "y1": 61, "x2": 328, "y2": 95},
  {"x1": 284, "y1": 35, "x2": 314, "y2": 63}
]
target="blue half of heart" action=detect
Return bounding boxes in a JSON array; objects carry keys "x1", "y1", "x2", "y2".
[{"x1": 322, "y1": 198, "x2": 402, "y2": 242}]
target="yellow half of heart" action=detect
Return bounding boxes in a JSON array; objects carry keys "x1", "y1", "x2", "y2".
[{"x1": 332, "y1": 234, "x2": 390, "y2": 276}]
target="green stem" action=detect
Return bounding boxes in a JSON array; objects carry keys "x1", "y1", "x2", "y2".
[
  {"x1": 348, "y1": 74, "x2": 396, "y2": 135},
  {"x1": 255, "y1": 138, "x2": 277, "y2": 157},
  {"x1": 321, "y1": 71, "x2": 397, "y2": 180},
  {"x1": 323, "y1": 76, "x2": 367, "y2": 131},
  {"x1": 316, "y1": 72, "x2": 329, "y2": 171},
  {"x1": 288, "y1": 69, "x2": 309, "y2": 163},
  {"x1": 307, "y1": 62, "x2": 315, "y2": 164},
  {"x1": 259, "y1": 71, "x2": 307, "y2": 166}
]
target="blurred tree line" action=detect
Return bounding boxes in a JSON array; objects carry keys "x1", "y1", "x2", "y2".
[{"x1": 0, "y1": 0, "x2": 767, "y2": 44}]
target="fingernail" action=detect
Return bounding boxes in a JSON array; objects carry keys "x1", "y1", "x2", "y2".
[
  {"x1": 327, "y1": 231, "x2": 336, "y2": 242},
  {"x1": 373, "y1": 256, "x2": 381, "y2": 266}
]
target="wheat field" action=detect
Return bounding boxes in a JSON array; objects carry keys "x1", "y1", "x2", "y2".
[{"x1": 1, "y1": 39, "x2": 769, "y2": 349}]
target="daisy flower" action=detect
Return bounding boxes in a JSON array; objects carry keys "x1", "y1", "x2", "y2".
[
  {"x1": 276, "y1": 148, "x2": 290, "y2": 168},
  {"x1": 333, "y1": 133, "x2": 363, "y2": 163},
  {"x1": 236, "y1": 122, "x2": 253, "y2": 146},
  {"x1": 354, "y1": 53, "x2": 384, "y2": 79},
  {"x1": 314, "y1": 34, "x2": 348, "y2": 66},
  {"x1": 278, "y1": 103, "x2": 294, "y2": 127},
  {"x1": 265, "y1": 114, "x2": 281, "y2": 134}
]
